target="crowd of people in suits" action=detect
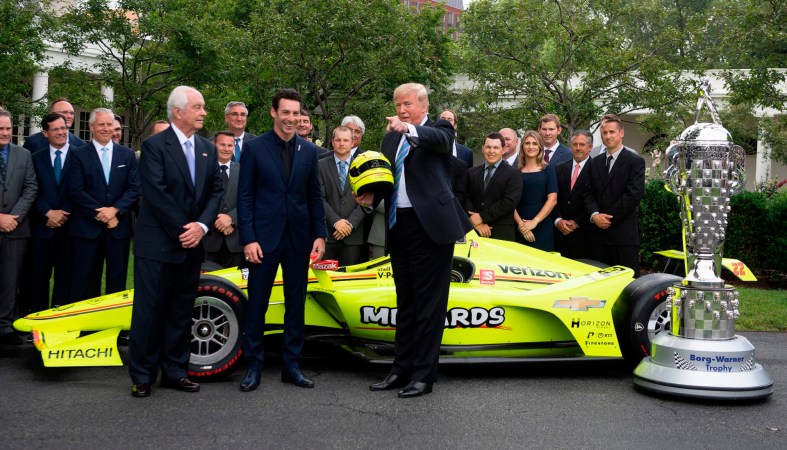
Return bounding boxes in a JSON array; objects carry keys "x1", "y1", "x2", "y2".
[{"x1": 0, "y1": 84, "x2": 644, "y2": 399}]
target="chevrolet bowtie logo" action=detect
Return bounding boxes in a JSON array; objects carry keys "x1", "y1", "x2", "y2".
[{"x1": 553, "y1": 297, "x2": 606, "y2": 311}]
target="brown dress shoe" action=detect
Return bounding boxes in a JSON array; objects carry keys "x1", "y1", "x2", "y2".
[
  {"x1": 131, "y1": 383, "x2": 151, "y2": 398},
  {"x1": 162, "y1": 377, "x2": 200, "y2": 392}
]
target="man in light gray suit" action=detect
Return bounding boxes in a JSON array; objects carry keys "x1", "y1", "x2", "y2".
[
  {"x1": 205, "y1": 131, "x2": 242, "y2": 268},
  {"x1": 0, "y1": 108, "x2": 38, "y2": 345},
  {"x1": 318, "y1": 126, "x2": 366, "y2": 266}
]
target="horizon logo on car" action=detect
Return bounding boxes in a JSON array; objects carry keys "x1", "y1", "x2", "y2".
[
  {"x1": 47, "y1": 348, "x2": 113, "y2": 359},
  {"x1": 360, "y1": 306, "x2": 506, "y2": 328},
  {"x1": 497, "y1": 264, "x2": 570, "y2": 279},
  {"x1": 553, "y1": 297, "x2": 606, "y2": 311}
]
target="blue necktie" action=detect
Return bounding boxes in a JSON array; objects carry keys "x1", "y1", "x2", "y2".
[
  {"x1": 101, "y1": 147, "x2": 110, "y2": 184},
  {"x1": 338, "y1": 160, "x2": 348, "y2": 191},
  {"x1": 387, "y1": 138, "x2": 411, "y2": 229},
  {"x1": 54, "y1": 150, "x2": 63, "y2": 184},
  {"x1": 234, "y1": 138, "x2": 241, "y2": 162},
  {"x1": 184, "y1": 140, "x2": 195, "y2": 185}
]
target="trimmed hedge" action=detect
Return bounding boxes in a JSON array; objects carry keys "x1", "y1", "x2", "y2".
[{"x1": 638, "y1": 179, "x2": 787, "y2": 274}]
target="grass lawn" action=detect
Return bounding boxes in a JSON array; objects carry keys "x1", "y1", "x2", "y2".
[{"x1": 736, "y1": 287, "x2": 787, "y2": 332}]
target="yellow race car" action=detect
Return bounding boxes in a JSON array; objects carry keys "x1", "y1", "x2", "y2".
[{"x1": 17, "y1": 234, "x2": 723, "y2": 380}]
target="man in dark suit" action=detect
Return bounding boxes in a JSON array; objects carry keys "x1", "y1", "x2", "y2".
[
  {"x1": 23, "y1": 98, "x2": 86, "y2": 154},
  {"x1": 224, "y1": 101, "x2": 256, "y2": 162},
  {"x1": 27, "y1": 113, "x2": 77, "y2": 314},
  {"x1": 318, "y1": 126, "x2": 365, "y2": 266},
  {"x1": 538, "y1": 114, "x2": 572, "y2": 166},
  {"x1": 500, "y1": 128, "x2": 520, "y2": 167},
  {"x1": 204, "y1": 131, "x2": 243, "y2": 269},
  {"x1": 237, "y1": 89, "x2": 326, "y2": 392},
  {"x1": 465, "y1": 132, "x2": 522, "y2": 242},
  {"x1": 0, "y1": 108, "x2": 37, "y2": 345},
  {"x1": 67, "y1": 108, "x2": 140, "y2": 302},
  {"x1": 583, "y1": 114, "x2": 645, "y2": 275},
  {"x1": 439, "y1": 109, "x2": 474, "y2": 168},
  {"x1": 357, "y1": 83, "x2": 472, "y2": 398},
  {"x1": 128, "y1": 86, "x2": 224, "y2": 398},
  {"x1": 554, "y1": 130, "x2": 593, "y2": 259}
]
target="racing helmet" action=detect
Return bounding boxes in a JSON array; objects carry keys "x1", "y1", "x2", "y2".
[{"x1": 348, "y1": 151, "x2": 393, "y2": 197}]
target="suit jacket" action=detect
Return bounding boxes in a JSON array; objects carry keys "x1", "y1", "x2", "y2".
[
  {"x1": 318, "y1": 155, "x2": 365, "y2": 245},
  {"x1": 554, "y1": 158, "x2": 592, "y2": 246},
  {"x1": 0, "y1": 143, "x2": 37, "y2": 238},
  {"x1": 465, "y1": 160, "x2": 522, "y2": 241},
  {"x1": 134, "y1": 127, "x2": 224, "y2": 263},
  {"x1": 204, "y1": 160, "x2": 241, "y2": 253},
  {"x1": 68, "y1": 142, "x2": 140, "y2": 240},
  {"x1": 548, "y1": 143, "x2": 572, "y2": 166},
  {"x1": 380, "y1": 118, "x2": 472, "y2": 245},
  {"x1": 456, "y1": 142, "x2": 474, "y2": 168},
  {"x1": 237, "y1": 131, "x2": 327, "y2": 254},
  {"x1": 582, "y1": 146, "x2": 645, "y2": 245},
  {"x1": 24, "y1": 131, "x2": 86, "y2": 154},
  {"x1": 449, "y1": 154, "x2": 468, "y2": 207},
  {"x1": 31, "y1": 145, "x2": 79, "y2": 238}
]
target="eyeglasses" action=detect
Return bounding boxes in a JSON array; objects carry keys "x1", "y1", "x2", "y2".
[{"x1": 227, "y1": 112, "x2": 247, "y2": 117}]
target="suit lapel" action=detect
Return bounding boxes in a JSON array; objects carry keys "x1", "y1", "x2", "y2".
[
  {"x1": 4, "y1": 145, "x2": 18, "y2": 183},
  {"x1": 194, "y1": 138, "x2": 209, "y2": 197},
  {"x1": 86, "y1": 145, "x2": 108, "y2": 186}
]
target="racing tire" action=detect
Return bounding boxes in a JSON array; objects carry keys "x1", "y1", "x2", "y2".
[
  {"x1": 188, "y1": 275, "x2": 246, "y2": 380},
  {"x1": 617, "y1": 273, "x2": 682, "y2": 365},
  {"x1": 201, "y1": 260, "x2": 224, "y2": 273}
]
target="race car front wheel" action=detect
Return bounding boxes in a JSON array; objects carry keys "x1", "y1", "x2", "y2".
[
  {"x1": 188, "y1": 276, "x2": 247, "y2": 379},
  {"x1": 618, "y1": 273, "x2": 681, "y2": 365}
]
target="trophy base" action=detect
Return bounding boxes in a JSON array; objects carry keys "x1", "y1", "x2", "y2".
[{"x1": 633, "y1": 333, "x2": 773, "y2": 400}]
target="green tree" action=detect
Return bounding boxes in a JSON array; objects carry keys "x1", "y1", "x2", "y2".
[
  {"x1": 242, "y1": 0, "x2": 455, "y2": 148},
  {"x1": 55, "y1": 0, "x2": 238, "y2": 149},
  {"x1": 0, "y1": 0, "x2": 53, "y2": 117},
  {"x1": 458, "y1": 0, "x2": 692, "y2": 137}
]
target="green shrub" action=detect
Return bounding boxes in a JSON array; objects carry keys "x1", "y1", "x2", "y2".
[
  {"x1": 638, "y1": 179, "x2": 682, "y2": 267},
  {"x1": 725, "y1": 190, "x2": 768, "y2": 269},
  {"x1": 764, "y1": 189, "x2": 787, "y2": 272}
]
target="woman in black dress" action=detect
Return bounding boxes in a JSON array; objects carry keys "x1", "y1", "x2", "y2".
[{"x1": 514, "y1": 131, "x2": 557, "y2": 251}]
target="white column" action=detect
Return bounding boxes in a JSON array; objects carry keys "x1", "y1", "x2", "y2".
[
  {"x1": 100, "y1": 84, "x2": 114, "y2": 104},
  {"x1": 755, "y1": 127, "x2": 771, "y2": 184},
  {"x1": 30, "y1": 72, "x2": 49, "y2": 134}
]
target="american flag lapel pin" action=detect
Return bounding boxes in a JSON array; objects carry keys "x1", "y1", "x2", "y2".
[{"x1": 202, "y1": 153, "x2": 208, "y2": 157}]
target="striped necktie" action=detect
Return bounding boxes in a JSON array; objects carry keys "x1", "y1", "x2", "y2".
[{"x1": 387, "y1": 138, "x2": 411, "y2": 229}]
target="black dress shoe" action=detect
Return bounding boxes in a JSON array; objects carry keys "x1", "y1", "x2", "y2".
[
  {"x1": 131, "y1": 383, "x2": 151, "y2": 398},
  {"x1": 281, "y1": 369, "x2": 314, "y2": 388},
  {"x1": 162, "y1": 377, "x2": 200, "y2": 392},
  {"x1": 240, "y1": 369, "x2": 261, "y2": 392},
  {"x1": 369, "y1": 373, "x2": 408, "y2": 391},
  {"x1": 398, "y1": 381, "x2": 433, "y2": 398}
]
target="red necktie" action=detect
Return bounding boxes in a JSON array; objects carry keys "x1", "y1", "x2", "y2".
[{"x1": 570, "y1": 162, "x2": 580, "y2": 190}]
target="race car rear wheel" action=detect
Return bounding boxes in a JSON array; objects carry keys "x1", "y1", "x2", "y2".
[
  {"x1": 188, "y1": 276, "x2": 246, "y2": 379},
  {"x1": 618, "y1": 273, "x2": 681, "y2": 365}
]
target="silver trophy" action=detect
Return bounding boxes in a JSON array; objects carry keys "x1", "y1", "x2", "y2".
[{"x1": 633, "y1": 81, "x2": 773, "y2": 399}]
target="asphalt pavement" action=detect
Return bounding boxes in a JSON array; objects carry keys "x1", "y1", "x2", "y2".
[{"x1": 1, "y1": 332, "x2": 784, "y2": 449}]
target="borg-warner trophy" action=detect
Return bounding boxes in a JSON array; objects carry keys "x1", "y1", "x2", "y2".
[{"x1": 633, "y1": 81, "x2": 773, "y2": 399}]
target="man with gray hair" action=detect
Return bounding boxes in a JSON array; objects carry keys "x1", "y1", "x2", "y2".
[
  {"x1": 340, "y1": 115, "x2": 366, "y2": 158},
  {"x1": 67, "y1": 108, "x2": 140, "y2": 302},
  {"x1": 0, "y1": 108, "x2": 37, "y2": 345},
  {"x1": 128, "y1": 86, "x2": 224, "y2": 397},
  {"x1": 224, "y1": 101, "x2": 256, "y2": 162},
  {"x1": 553, "y1": 130, "x2": 593, "y2": 259}
]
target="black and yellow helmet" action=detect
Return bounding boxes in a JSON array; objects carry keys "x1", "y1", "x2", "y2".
[{"x1": 349, "y1": 151, "x2": 394, "y2": 196}]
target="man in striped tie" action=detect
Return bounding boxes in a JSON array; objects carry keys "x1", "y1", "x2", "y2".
[{"x1": 356, "y1": 83, "x2": 472, "y2": 398}]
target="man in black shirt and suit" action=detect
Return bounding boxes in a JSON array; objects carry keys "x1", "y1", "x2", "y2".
[
  {"x1": 465, "y1": 132, "x2": 522, "y2": 242},
  {"x1": 357, "y1": 83, "x2": 472, "y2": 398},
  {"x1": 583, "y1": 114, "x2": 645, "y2": 275},
  {"x1": 554, "y1": 130, "x2": 593, "y2": 259}
]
